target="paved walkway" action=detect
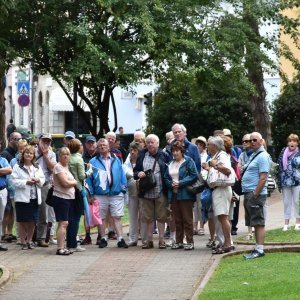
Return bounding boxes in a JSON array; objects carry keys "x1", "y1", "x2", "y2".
[{"x1": 0, "y1": 191, "x2": 284, "y2": 300}]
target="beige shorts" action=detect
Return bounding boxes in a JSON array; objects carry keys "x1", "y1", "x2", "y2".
[
  {"x1": 212, "y1": 186, "x2": 232, "y2": 216},
  {"x1": 95, "y1": 193, "x2": 124, "y2": 219},
  {"x1": 141, "y1": 193, "x2": 168, "y2": 223}
]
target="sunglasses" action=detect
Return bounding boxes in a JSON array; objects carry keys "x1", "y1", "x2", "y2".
[
  {"x1": 250, "y1": 139, "x2": 258, "y2": 143},
  {"x1": 242, "y1": 140, "x2": 251, "y2": 143}
]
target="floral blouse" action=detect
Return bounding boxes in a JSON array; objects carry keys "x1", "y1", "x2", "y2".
[{"x1": 277, "y1": 147, "x2": 300, "y2": 189}]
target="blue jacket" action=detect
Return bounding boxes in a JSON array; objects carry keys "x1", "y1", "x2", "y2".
[
  {"x1": 166, "y1": 138, "x2": 201, "y2": 172},
  {"x1": 86, "y1": 154, "x2": 127, "y2": 197},
  {"x1": 164, "y1": 156, "x2": 198, "y2": 202}
]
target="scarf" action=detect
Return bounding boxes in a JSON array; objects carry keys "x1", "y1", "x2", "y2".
[{"x1": 282, "y1": 147, "x2": 298, "y2": 170}]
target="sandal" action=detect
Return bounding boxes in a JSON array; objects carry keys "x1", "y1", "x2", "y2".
[
  {"x1": 142, "y1": 241, "x2": 153, "y2": 249},
  {"x1": 212, "y1": 246, "x2": 232, "y2": 255},
  {"x1": 171, "y1": 243, "x2": 184, "y2": 250},
  {"x1": 158, "y1": 241, "x2": 166, "y2": 249},
  {"x1": 206, "y1": 239, "x2": 216, "y2": 248},
  {"x1": 56, "y1": 248, "x2": 71, "y2": 256}
]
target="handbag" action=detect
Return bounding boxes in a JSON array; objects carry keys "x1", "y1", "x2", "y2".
[
  {"x1": 45, "y1": 186, "x2": 54, "y2": 207},
  {"x1": 232, "y1": 151, "x2": 263, "y2": 196},
  {"x1": 85, "y1": 200, "x2": 102, "y2": 228},
  {"x1": 138, "y1": 155, "x2": 158, "y2": 194},
  {"x1": 207, "y1": 166, "x2": 236, "y2": 188},
  {"x1": 186, "y1": 173, "x2": 206, "y2": 194}
]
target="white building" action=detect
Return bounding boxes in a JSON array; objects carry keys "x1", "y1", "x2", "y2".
[{"x1": 4, "y1": 65, "x2": 154, "y2": 135}]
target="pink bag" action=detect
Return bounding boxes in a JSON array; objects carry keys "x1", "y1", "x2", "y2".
[{"x1": 85, "y1": 200, "x2": 102, "y2": 228}]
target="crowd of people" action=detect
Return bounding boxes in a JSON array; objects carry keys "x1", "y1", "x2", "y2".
[{"x1": 0, "y1": 124, "x2": 299, "y2": 260}]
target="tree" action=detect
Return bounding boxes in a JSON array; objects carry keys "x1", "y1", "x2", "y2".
[
  {"x1": 14, "y1": 0, "x2": 216, "y2": 138},
  {"x1": 271, "y1": 79, "x2": 300, "y2": 157},
  {"x1": 147, "y1": 70, "x2": 253, "y2": 145},
  {"x1": 0, "y1": 0, "x2": 20, "y2": 149}
]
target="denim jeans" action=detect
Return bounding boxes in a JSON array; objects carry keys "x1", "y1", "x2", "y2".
[{"x1": 66, "y1": 200, "x2": 81, "y2": 248}]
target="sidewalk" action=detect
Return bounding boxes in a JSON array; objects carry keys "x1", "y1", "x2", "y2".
[{"x1": 0, "y1": 191, "x2": 284, "y2": 300}]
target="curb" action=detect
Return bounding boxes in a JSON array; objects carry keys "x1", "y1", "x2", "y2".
[
  {"x1": 0, "y1": 265, "x2": 12, "y2": 290},
  {"x1": 237, "y1": 241, "x2": 300, "y2": 246}
]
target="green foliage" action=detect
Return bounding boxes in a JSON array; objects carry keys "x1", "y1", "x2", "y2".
[
  {"x1": 147, "y1": 70, "x2": 253, "y2": 145},
  {"x1": 271, "y1": 80, "x2": 300, "y2": 157},
  {"x1": 199, "y1": 253, "x2": 300, "y2": 300}
]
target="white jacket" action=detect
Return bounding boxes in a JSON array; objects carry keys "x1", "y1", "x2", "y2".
[{"x1": 11, "y1": 163, "x2": 45, "y2": 204}]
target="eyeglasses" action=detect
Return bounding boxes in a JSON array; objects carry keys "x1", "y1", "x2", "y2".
[
  {"x1": 250, "y1": 139, "x2": 258, "y2": 143},
  {"x1": 242, "y1": 140, "x2": 251, "y2": 143},
  {"x1": 13, "y1": 138, "x2": 21, "y2": 142}
]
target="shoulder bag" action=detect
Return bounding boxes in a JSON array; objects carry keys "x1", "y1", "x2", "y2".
[
  {"x1": 206, "y1": 152, "x2": 236, "y2": 188},
  {"x1": 45, "y1": 186, "x2": 54, "y2": 207},
  {"x1": 138, "y1": 155, "x2": 158, "y2": 194},
  {"x1": 232, "y1": 151, "x2": 263, "y2": 195}
]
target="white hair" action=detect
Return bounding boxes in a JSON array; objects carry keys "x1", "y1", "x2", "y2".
[
  {"x1": 146, "y1": 134, "x2": 160, "y2": 145},
  {"x1": 208, "y1": 136, "x2": 224, "y2": 150},
  {"x1": 251, "y1": 132, "x2": 262, "y2": 140},
  {"x1": 171, "y1": 123, "x2": 187, "y2": 133}
]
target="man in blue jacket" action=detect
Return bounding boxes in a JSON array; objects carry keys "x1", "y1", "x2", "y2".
[{"x1": 86, "y1": 138, "x2": 128, "y2": 248}]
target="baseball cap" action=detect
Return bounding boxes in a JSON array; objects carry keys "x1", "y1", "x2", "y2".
[
  {"x1": 195, "y1": 136, "x2": 207, "y2": 145},
  {"x1": 39, "y1": 133, "x2": 52, "y2": 141},
  {"x1": 223, "y1": 129, "x2": 232, "y2": 136},
  {"x1": 64, "y1": 131, "x2": 75, "y2": 139},
  {"x1": 85, "y1": 135, "x2": 96, "y2": 143}
]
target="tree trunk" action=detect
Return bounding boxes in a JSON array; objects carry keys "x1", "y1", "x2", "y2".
[
  {"x1": 0, "y1": 75, "x2": 6, "y2": 151},
  {"x1": 244, "y1": 1, "x2": 272, "y2": 144},
  {"x1": 98, "y1": 86, "x2": 112, "y2": 138}
]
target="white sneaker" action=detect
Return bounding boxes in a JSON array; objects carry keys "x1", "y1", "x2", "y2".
[
  {"x1": 294, "y1": 224, "x2": 300, "y2": 231},
  {"x1": 70, "y1": 245, "x2": 86, "y2": 252},
  {"x1": 49, "y1": 239, "x2": 57, "y2": 245},
  {"x1": 282, "y1": 225, "x2": 289, "y2": 231},
  {"x1": 166, "y1": 239, "x2": 175, "y2": 247}
]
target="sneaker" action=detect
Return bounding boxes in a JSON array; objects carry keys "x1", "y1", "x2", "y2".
[
  {"x1": 243, "y1": 249, "x2": 265, "y2": 260},
  {"x1": 81, "y1": 236, "x2": 92, "y2": 245},
  {"x1": 117, "y1": 238, "x2": 128, "y2": 248},
  {"x1": 0, "y1": 244, "x2": 8, "y2": 251},
  {"x1": 166, "y1": 239, "x2": 175, "y2": 247},
  {"x1": 70, "y1": 245, "x2": 86, "y2": 252},
  {"x1": 231, "y1": 230, "x2": 237, "y2": 236},
  {"x1": 282, "y1": 225, "x2": 289, "y2": 231},
  {"x1": 108, "y1": 231, "x2": 117, "y2": 240},
  {"x1": 294, "y1": 224, "x2": 300, "y2": 231},
  {"x1": 198, "y1": 228, "x2": 205, "y2": 236},
  {"x1": 153, "y1": 229, "x2": 158, "y2": 234},
  {"x1": 3, "y1": 235, "x2": 13, "y2": 243},
  {"x1": 96, "y1": 236, "x2": 101, "y2": 245},
  {"x1": 98, "y1": 238, "x2": 108, "y2": 248},
  {"x1": 128, "y1": 241, "x2": 138, "y2": 247},
  {"x1": 49, "y1": 239, "x2": 58, "y2": 245}
]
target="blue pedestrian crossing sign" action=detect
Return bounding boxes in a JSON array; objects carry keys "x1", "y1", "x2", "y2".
[{"x1": 17, "y1": 81, "x2": 30, "y2": 95}]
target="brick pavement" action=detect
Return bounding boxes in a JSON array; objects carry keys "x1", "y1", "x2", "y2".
[{"x1": 0, "y1": 191, "x2": 284, "y2": 300}]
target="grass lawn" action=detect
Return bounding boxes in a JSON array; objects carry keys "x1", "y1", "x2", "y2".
[
  {"x1": 199, "y1": 252, "x2": 300, "y2": 300},
  {"x1": 236, "y1": 227, "x2": 300, "y2": 243}
]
